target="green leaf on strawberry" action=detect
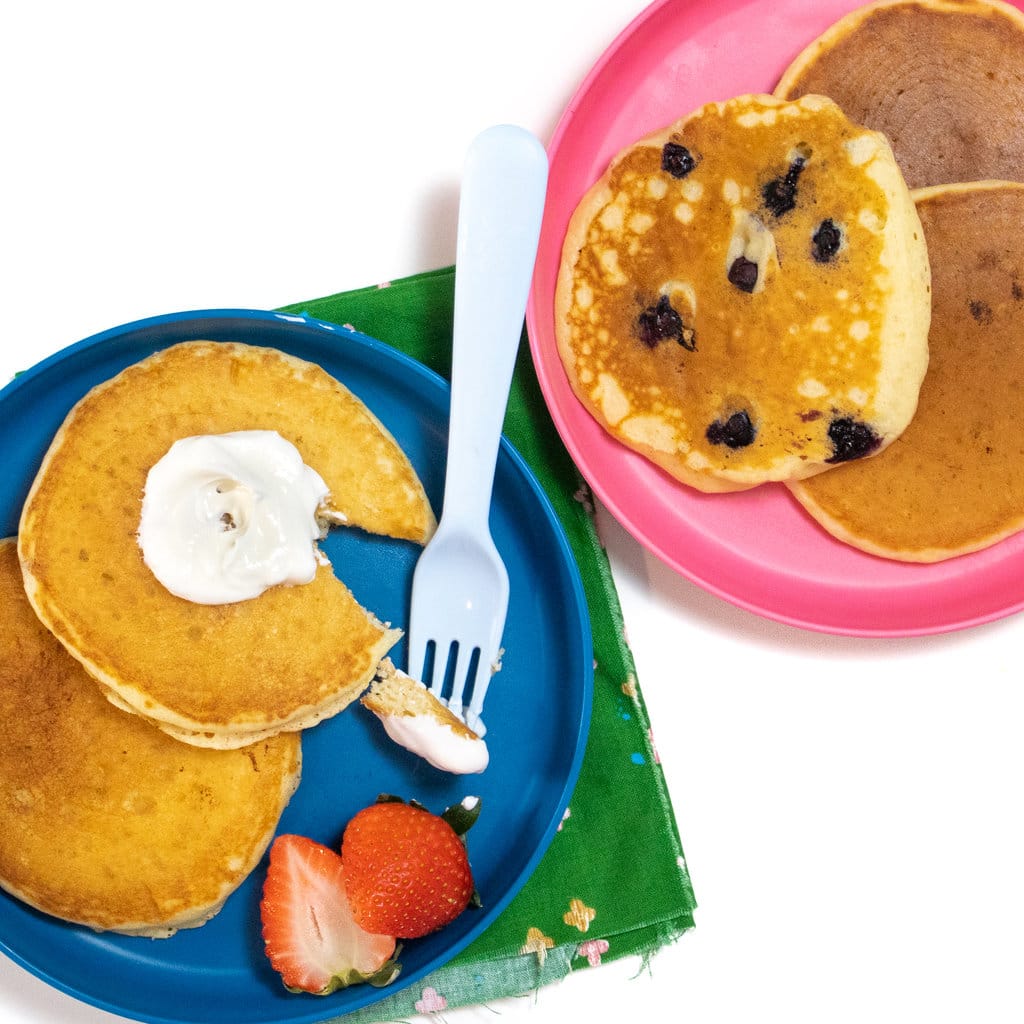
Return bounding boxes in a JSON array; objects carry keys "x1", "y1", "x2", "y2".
[{"x1": 441, "y1": 795, "x2": 482, "y2": 837}]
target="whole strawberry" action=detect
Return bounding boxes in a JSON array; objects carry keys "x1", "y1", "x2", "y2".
[{"x1": 341, "y1": 796, "x2": 480, "y2": 939}]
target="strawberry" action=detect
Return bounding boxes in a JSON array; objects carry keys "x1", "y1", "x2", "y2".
[
  {"x1": 341, "y1": 796, "x2": 481, "y2": 939},
  {"x1": 260, "y1": 834, "x2": 401, "y2": 995}
]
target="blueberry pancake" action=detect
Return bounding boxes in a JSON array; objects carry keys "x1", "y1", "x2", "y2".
[
  {"x1": 0, "y1": 538, "x2": 300, "y2": 936},
  {"x1": 18, "y1": 341, "x2": 434, "y2": 748},
  {"x1": 789, "y1": 181, "x2": 1024, "y2": 561},
  {"x1": 555, "y1": 93, "x2": 931, "y2": 492},
  {"x1": 774, "y1": 0, "x2": 1024, "y2": 189}
]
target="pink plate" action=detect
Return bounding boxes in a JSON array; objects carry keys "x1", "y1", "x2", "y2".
[{"x1": 527, "y1": 0, "x2": 1024, "y2": 637}]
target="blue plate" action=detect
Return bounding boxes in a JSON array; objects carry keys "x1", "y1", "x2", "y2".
[{"x1": 0, "y1": 310, "x2": 592, "y2": 1024}]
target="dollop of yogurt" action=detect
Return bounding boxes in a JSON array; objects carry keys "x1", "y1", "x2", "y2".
[
  {"x1": 378, "y1": 712, "x2": 490, "y2": 775},
  {"x1": 137, "y1": 430, "x2": 329, "y2": 604}
]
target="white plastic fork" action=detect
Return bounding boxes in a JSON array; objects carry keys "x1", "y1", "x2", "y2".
[{"x1": 406, "y1": 124, "x2": 548, "y2": 738}]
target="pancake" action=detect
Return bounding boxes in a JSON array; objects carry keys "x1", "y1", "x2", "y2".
[
  {"x1": 18, "y1": 341, "x2": 434, "y2": 747},
  {"x1": 360, "y1": 658, "x2": 489, "y2": 774},
  {"x1": 789, "y1": 180, "x2": 1024, "y2": 561},
  {"x1": 555, "y1": 93, "x2": 931, "y2": 492},
  {"x1": 774, "y1": 0, "x2": 1024, "y2": 189},
  {"x1": 0, "y1": 538, "x2": 301, "y2": 936}
]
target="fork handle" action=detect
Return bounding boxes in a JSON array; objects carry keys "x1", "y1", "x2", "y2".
[{"x1": 441, "y1": 124, "x2": 549, "y2": 528}]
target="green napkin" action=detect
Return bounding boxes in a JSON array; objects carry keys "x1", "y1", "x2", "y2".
[{"x1": 278, "y1": 268, "x2": 696, "y2": 1019}]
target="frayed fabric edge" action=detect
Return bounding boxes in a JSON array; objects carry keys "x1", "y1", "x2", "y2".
[{"x1": 332, "y1": 920, "x2": 694, "y2": 1024}]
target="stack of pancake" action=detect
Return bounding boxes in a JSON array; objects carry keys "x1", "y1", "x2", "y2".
[
  {"x1": 556, "y1": 0, "x2": 1024, "y2": 561},
  {"x1": 776, "y1": 0, "x2": 1024, "y2": 561},
  {"x1": 2, "y1": 341, "x2": 435, "y2": 935}
]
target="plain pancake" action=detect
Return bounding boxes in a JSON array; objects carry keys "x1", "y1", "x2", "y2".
[
  {"x1": 361, "y1": 657, "x2": 483, "y2": 743},
  {"x1": 789, "y1": 180, "x2": 1024, "y2": 561},
  {"x1": 18, "y1": 341, "x2": 433, "y2": 747},
  {"x1": 0, "y1": 538, "x2": 301, "y2": 936},
  {"x1": 774, "y1": 0, "x2": 1024, "y2": 189},
  {"x1": 555, "y1": 93, "x2": 931, "y2": 492}
]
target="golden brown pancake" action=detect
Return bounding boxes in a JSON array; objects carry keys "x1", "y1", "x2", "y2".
[
  {"x1": 774, "y1": 0, "x2": 1024, "y2": 189},
  {"x1": 18, "y1": 341, "x2": 433, "y2": 747},
  {"x1": 555, "y1": 93, "x2": 931, "y2": 492},
  {"x1": 0, "y1": 538, "x2": 301, "y2": 936},
  {"x1": 789, "y1": 180, "x2": 1024, "y2": 561},
  {"x1": 361, "y1": 658, "x2": 484, "y2": 745}
]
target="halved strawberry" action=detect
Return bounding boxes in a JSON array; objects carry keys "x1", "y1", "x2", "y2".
[
  {"x1": 340, "y1": 796, "x2": 481, "y2": 940},
  {"x1": 260, "y1": 834, "x2": 401, "y2": 995}
]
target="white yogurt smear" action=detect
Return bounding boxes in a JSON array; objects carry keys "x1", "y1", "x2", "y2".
[
  {"x1": 137, "y1": 430, "x2": 329, "y2": 604},
  {"x1": 378, "y1": 712, "x2": 490, "y2": 775}
]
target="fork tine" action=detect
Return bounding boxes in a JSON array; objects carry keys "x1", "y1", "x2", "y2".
[
  {"x1": 445, "y1": 642, "x2": 475, "y2": 719},
  {"x1": 464, "y1": 654, "x2": 494, "y2": 737}
]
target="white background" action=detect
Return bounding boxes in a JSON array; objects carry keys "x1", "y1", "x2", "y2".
[{"x1": 3, "y1": 2, "x2": 1024, "y2": 1023}]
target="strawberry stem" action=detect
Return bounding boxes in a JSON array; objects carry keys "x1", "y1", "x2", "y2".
[{"x1": 442, "y1": 796, "x2": 481, "y2": 837}]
